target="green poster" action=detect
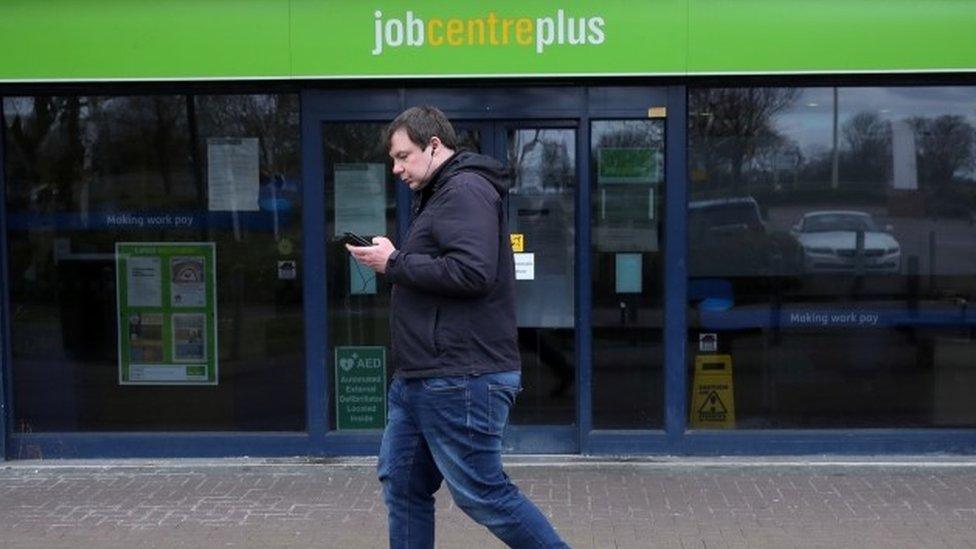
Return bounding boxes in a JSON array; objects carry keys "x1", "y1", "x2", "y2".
[
  {"x1": 115, "y1": 242, "x2": 218, "y2": 385},
  {"x1": 335, "y1": 346, "x2": 387, "y2": 430},
  {"x1": 597, "y1": 148, "x2": 661, "y2": 184}
]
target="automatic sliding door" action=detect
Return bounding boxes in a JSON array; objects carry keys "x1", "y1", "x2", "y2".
[
  {"x1": 322, "y1": 122, "x2": 396, "y2": 432},
  {"x1": 505, "y1": 126, "x2": 577, "y2": 426},
  {"x1": 590, "y1": 119, "x2": 666, "y2": 429}
]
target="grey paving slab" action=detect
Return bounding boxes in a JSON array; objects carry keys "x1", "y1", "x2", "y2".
[{"x1": 1, "y1": 458, "x2": 976, "y2": 548}]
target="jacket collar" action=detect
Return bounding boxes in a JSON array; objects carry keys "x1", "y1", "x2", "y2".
[{"x1": 413, "y1": 151, "x2": 458, "y2": 215}]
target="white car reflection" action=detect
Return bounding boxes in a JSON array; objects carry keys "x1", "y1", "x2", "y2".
[{"x1": 791, "y1": 211, "x2": 901, "y2": 273}]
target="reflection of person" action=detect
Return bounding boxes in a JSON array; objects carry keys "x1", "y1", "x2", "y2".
[{"x1": 347, "y1": 106, "x2": 567, "y2": 548}]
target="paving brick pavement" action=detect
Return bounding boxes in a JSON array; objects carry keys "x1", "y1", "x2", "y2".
[{"x1": 2, "y1": 457, "x2": 976, "y2": 549}]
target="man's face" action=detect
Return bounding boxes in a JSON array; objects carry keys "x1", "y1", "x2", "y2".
[{"x1": 389, "y1": 128, "x2": 433, "y2": 191}]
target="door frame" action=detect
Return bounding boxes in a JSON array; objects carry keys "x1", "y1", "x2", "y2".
[
  {"x1": 0, "y1": 103, "x2": 8, "y2": 460},
  {"x1": 301, "y1": 84, "x2": 678, "y2": 455}
]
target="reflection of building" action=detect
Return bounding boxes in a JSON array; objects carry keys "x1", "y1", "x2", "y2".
[{"x1": 1, "y1": 3, "x2": 975, "y2": 459}]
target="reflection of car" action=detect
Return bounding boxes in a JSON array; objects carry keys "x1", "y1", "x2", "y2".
[
  {"x1": 688, "y1": 196, "x2": 802, "y2": 278},
  {"x1": 688, "y1": 196, "x2": 765, "y2": 236},
  {"x1": 791, "y1": 211, "x2": 900, "y2": 273}
]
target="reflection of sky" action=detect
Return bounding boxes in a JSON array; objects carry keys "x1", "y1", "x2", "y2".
[
  {"x1": 775, "y1": 86, "x2": 976, "y2": 158},
  {"x1": 3, "y1": 97, "x2": 36, "y2": 118}
]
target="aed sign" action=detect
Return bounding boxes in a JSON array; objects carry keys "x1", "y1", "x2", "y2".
[{"x1": 335, "y1": 346, "x2": 387, "y2": 430}]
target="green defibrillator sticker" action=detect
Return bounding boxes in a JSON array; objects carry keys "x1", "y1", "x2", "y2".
[{"x1": 335, "y1": 346, "x2": 387, "y2": 430}]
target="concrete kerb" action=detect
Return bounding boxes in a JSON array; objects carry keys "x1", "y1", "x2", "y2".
[{"x1": 4, "y1": 454, "x2": 976, "y2": 471}]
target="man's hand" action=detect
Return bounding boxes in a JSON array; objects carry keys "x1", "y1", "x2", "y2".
[{"x1": 346, "y1": 236, "x2": 395, "y2": 274}]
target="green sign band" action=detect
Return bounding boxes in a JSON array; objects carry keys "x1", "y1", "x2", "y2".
[{"x1": 1, "y1": 0, "x2": 973, "y2": 82}]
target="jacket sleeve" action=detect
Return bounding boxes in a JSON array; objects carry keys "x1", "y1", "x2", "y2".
[{"x1": 386, "y1": 177, "x2": 500, "y2": 298}]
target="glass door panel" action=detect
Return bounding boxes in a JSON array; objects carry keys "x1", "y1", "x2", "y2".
[
  {"x1": 323, "y1": 122, "x2": 396, "y2": 431},
  {"x1": 590, "y1": 119, "x2": 666, "y2": 429},
  {"x1": 505, "y1": 127, "x2": 576, "y2": 425}
]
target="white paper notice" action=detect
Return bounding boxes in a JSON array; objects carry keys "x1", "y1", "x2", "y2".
[
  {"x1": 334, "y1": 163, "x2": 387, "y2": 237},
  {"x1": 127, "y1": 256, "x2": 162, "y2": 307},
  {"x1": 514, "y1": 253, "x2": 535, "y2": 280},
  {"x1": 207, "y1": 138, "x2": 260, "y2": 211}
]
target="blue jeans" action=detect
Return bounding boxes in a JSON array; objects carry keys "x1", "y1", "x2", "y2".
[{"x1": 378, "y1": 371, "x2": 569, "y2": 549}]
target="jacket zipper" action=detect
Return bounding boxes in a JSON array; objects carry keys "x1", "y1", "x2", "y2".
[{"x1": 431, "y1": 306, "x2": 441, "y2": 356}]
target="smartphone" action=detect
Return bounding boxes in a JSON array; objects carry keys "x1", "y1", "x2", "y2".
[{"x1": 343, "y1": 231, "x2": 374, "y2": 246}]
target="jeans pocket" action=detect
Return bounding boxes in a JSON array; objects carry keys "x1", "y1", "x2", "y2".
[
  {"x1": 421, "y1": 375, "x2": 467, "y2": 392},
  {"x1": 487, "y1": 372, "x2": 522, "y2": 435}
]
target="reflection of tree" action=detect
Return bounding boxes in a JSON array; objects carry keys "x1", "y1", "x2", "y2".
[
  {"x1": 797, "y1": 143, "x2": 833, "y2": 184},
  {"x1": 57, "y1": 98, "x2": 84, "y2": 211},
  {"x1": 509, "y1": 130, "x2": 573, "y2": 192},
  {"x1": 6, "y1": 97, "x2": 87, "y2": 211},
  {"x1": 324, "y1": 124, "x2": 386, "y2": 165},
  {"x1": 6, "y1": 96, "x2": 200, "y2": 212},
  {"x1": 909, "y1": 115, "x2": 975, "y2": 187},
  {"x1": 97, "y1": 97, "x2": 191, "y2": 206},
  {"x1": 907, "y1": 114, "x2": 976, "y2": 216},
  {"x1": 152, "y1": 97, "x2": 182, "y2": 196},
  {"x1": 596, "y1": 124, "x2": 660, "y2": 149},
  {"x1": 196, "y1": 95, "x2": 301, "y2": 178},
  {"x1": 508, "y1": 129, "x2": 540, "y2": 191},
  {"x1": 840, "y1": 111, "x2": 890, "y2": 187},
  {"x1": 541, "y1": 140, "x2": 572, "y2": 191},
  {"x1": 689, "y1": 88, "x2": 800, "y2": 192},
  {"x1": 7, "y1": 97, "x2": 58, "y2": 208}
]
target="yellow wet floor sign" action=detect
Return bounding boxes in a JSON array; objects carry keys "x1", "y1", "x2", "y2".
[{"x1": 690, "y1": 354, "x2": 735, "y2": 428}]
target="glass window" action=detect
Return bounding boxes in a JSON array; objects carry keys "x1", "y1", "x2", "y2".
[
  {"x1": 3, "y1": 94, "x2": 304, "y2": 431},
  {"x1": 590, "y1": 120, "x2": 665, "y2": 429},
  {"x1": 688, "y1": 86, "x2": 976, "y2": 429}
]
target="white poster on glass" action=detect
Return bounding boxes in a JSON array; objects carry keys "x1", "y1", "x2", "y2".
[
  {"x1": 335, "y1": 163, "x2": 387, "y2": 237},
  {"x1": 127, "y1": 256, "x2": 162, "y2": 307},
  {"x1": 207, "y1": 137, "x2": 260, "y2": 211}
]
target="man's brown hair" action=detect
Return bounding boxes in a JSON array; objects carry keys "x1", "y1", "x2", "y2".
[{"x1": 385, "y1": 106, "x2": 459, "y2": 151}]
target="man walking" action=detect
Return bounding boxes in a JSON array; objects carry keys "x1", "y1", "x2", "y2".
[{"x1": 347, "y1": 106, "x2": 568, "y2": 548}]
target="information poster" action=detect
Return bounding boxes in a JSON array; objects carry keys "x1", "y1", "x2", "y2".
[
  {"x1": 595, "y1": 147, "x2": 661, "y2": 253},
  {"x1": 334, "y1": 163, "x2": 387, "y2": 237},
  {"x1": 116, "y1": 242, "x2": 218, "y2": 385},
  {"x1": 207, "y1": 137, "x2": 260, "y2": 211},
  {"x1": 615, "y1": 253, "x2": 643, "y2": 294},
  {"x1": 335, "y1": 346, "x2": 386, "y2": 430}
]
